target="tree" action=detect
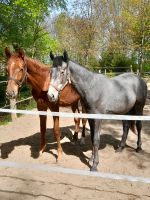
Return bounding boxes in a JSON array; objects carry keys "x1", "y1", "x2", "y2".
[
  {"x1": 54, "y1": 0, "x2": 102, "y2": 67},
  {"x1": 121, "y1": 0, "x2": 150, "y2": 74},
  {"x1": 0, "y1": 0, "x2": 66, "y2": 62}
]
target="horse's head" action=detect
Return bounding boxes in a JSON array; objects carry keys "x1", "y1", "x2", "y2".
[
  {"x1": 5, "y1": 47, "x2": 27, "y2": 99},
  {"x1": 47, "y1": 50, "x2": 70, "y2": 102}
]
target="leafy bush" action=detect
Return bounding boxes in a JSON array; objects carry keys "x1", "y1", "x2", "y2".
[
  {"x1": 87, "y1": 56, "x2": 100, "y2": 72},
  {"x1": 99, "y1": 51, "x2": 138, "y2": 73}
]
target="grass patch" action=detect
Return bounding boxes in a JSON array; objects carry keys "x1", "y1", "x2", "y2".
[{"x1": 0, "y1": 99, "x2": 36, "y2": 126}]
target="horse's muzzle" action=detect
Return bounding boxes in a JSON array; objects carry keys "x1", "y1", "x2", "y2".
[
  {"x1": 47, "y1": 93, "x2": 58, "y2": 102},
  {"x1": 6, "y1": 90, "x2": 17, "y2": 99},
  {"x1": 47, "y1": 86, "x2": 59, "y2": 103}
]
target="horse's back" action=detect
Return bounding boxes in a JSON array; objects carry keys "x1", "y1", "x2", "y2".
[
  {"x1": 112, "y1": 73, "x2": 147, "y2": 104},
  {"x1": 114, "y1": 73, "x2": 146, "y2": 91},
  {"x1": 94, "y1": 73, "x2": 147, "y2": 114}
]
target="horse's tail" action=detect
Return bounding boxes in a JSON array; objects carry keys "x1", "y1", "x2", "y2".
[{"x1": 129, "y1": 120, "x2": 137, "y2": 135}]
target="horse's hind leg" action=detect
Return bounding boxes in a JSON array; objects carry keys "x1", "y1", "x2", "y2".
[
  {"x1": 135, "y1": 103, "x2": 144, "y2": 152},
  {"x1": 116, "y1": 120, "x2": 130, "y2": 152},
  {"x1": 136, "y1": 120, "x2": 142, "y2": 152},
  {"x1": 133, "y1": 101, "x2": 145, "y2": 152}
]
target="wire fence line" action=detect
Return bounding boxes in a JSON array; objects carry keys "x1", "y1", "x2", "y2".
[
  {"x1": 15, "y1": 96, "x2": 33, "y2": 104},
  {"x1": 0, "y1": 96, "x2": 33, "y2": 109},
  {"x1": 0, "y1": 80, "x2": 7, "y2": 84}
]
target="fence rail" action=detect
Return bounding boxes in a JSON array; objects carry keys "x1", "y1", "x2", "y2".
[{"x1": 0, "y1": 108, "x2": 150, "y2": 121}]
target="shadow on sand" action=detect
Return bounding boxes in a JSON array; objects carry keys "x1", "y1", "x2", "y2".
[{"x1": 0, "y1": 124, "x2": 149, "y2": 168}]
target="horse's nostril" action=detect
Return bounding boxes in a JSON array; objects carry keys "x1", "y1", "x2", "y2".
[
  {"x1": 6, "y1": 91, "x2": 9, "y2": 97},
  {"x1": 47, "y1": 93, "x2": 55, "y2": 102},
  {"x1": 50, "y1": 94, "x2": 54, "y2": 99},
  {"x1": 6, "y1": 90, "x2": 16, "y2": 99}
]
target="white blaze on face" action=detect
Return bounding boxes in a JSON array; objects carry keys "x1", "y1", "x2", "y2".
[
  {"x1": 47, "y1": 61, "x2": 67, "y2": 102},
  {"x1": 47, "y1": 85, "x2": 59, "y2": 101},
  {"x1": 11, "y1": 62, "x2": 15, "y2": 67},
  {"x1": 6, "y1": 62, "x2": 19, "y2": 98}
]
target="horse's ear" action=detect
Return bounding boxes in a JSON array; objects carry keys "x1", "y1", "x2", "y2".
[
  {"x1": 63, "y1": 50, "x2": 68, "y2": 62},
  {"x1": 13, "y1": 43, "x2": 19, "y2": 52},
  {"x1": 50, "y1": 51, "x2": 54, "y2": 60},
  {"x1": 5, "y1": 47, "x2": 11, "y2": 58},
  {"x1": 18, "y1": 48, "x2": 25, "y2": 60}
]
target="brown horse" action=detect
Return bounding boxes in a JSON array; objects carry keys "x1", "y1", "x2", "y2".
[{"x1": 4, "y1": 47, "x2": 87, "y2": 160}]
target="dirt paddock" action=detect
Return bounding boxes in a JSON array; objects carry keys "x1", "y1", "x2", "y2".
[{"x1": 0, "y1": 89, "x2": 150, "y2": 199}]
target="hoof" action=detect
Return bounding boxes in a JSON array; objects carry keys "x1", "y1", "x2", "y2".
[
  {"x1": 136, "y1": 147, "x2": 142, "y2": 153},
  {"x1": 57, "y1": 150, "x2": 63, "y2": 162},
  {"x1": 90, "y1": 167, "x2": 98, "y2": 172},
  {"x1": 115, "y1": 146, "x2": 124, "y2": 153}
]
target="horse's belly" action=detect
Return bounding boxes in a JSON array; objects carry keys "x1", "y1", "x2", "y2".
[{"x1": 102, "y1": 94, "x2": 136, "y2": 114}]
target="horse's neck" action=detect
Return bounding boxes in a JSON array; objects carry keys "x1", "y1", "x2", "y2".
[
  {"x1": 25, "y1": 57, "x2": 49, "y2": 91},
  {"x1": 69, "y1": 61, "x2": 95, "y2": 96},
  {"x1": 69, "y1": 60, "x2": 94, "y2": 79}
]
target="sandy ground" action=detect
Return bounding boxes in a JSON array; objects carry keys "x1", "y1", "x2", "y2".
[{"x1": 0, "y1": 90, "x2": 150, "y2": 199}]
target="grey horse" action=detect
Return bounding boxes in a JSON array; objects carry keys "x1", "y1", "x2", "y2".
[{"x1": 47, "y1": 51, "x2": 147, "y2": 171}]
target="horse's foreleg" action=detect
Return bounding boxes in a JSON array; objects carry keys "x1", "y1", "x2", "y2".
[
  {"x1": 71, "y1": 104, "x2": 80, "y2": 143},
  {"x1": 37, "y1": 102, "x2": 47, "y2": 154},
  {"x1": 116, "y1": 120, "x2": 130, "y2": 152},
  {"x1": 53, "y1": 116, "x2": 63, "y2": 161},
  {"x1": 136, "y1": 120, "x2": 142, "y2": 152},
  {"x1": 88, "y1": 119, "x2": 101, "y2": 171}
]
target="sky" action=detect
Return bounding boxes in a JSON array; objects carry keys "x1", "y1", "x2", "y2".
[{"x1": 50, "y1": 0, "x2": 73, "y2": 18}]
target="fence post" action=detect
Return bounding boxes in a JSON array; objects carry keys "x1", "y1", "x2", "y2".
[
  {"x1": 137, "y1": 69, "x2": 140, "y2": 75},
  {"x1": 130, "y1": 65, "x2": 133, "y2": 72},
  {"x1": 10, "y1": 99, "x2": 17, "y2": 121}
]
